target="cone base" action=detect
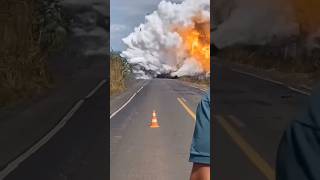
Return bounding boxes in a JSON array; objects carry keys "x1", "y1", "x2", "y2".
[{"x1": 149, "y1": 123, "x2": 160, "y2": 128}]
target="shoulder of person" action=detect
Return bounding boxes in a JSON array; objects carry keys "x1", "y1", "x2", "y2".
[
  {"x1": 202, "y1": 89, "x2": 210, "y2": 103},
  {"x1": 300, "y1": 85, "x2": 320, "y2": 129}
]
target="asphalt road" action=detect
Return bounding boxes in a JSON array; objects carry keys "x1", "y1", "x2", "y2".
[
  {"x1": 3, "y1": 63, "x2": 306, "y2": 180},
  {"x1": 213, "y1": 64, "x2": 309, "y2": 180},
  {"x1": 2, "y1": 78, "x2": 205, "y2": 180},
  {"x1": 110, "y1": 79, "x2": 206, "y2": 180},
  {"x1": 3, "y1": 83, "x2": 109, "y2": 180}
]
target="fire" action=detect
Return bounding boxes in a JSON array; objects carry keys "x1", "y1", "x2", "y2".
[{"x1": 176, "y1": 24, "x2": 210, "y2": 73}]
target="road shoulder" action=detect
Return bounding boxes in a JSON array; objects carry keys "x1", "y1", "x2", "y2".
[
  {"x1": 178, "y1": 80, "x2": 209, "y2": 92},
  {"x1": 110, "y1": 79, "x2": 146, "y2": 116},
  {"x1": 219, "y1": 61, "x2": 313, "y2": 94},
  {"x1": 0, "y1": 1, "x2": 109, "y2": 172}
]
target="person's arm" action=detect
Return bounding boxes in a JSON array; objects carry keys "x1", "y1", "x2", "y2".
[
  {"x1": 190, "y1": 163, "x2": 210, "y2": 180},
  {"x1": 189, "y1": 91, "x2": 211, "y2": 179}
]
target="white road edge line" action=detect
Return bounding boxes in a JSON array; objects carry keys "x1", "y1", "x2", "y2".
[
  {"x1": 231, "y1": 68, "x2": 284, "y2": 86},
  {"x1": 177, "y1": 80, "x2": 207, "y2": 92},
  {"x1": 110, "y1": 84, "x2": 145, "y2": 119},
  {"x1": 231, "y1": 68, "x2": 311, "y2": 96},
  {"x1": 188, "y1": 84, "x2": 207, "y2": 92},
  {"x1": 288, "y1": 86, "x2": 311, "y2": 96},
  {"x1": 0, "y1": 100, "x2": 85, "y2": 179},
  {"x1": 85, "y1": 79, "x2": 107, "y2": 99},
  {"x1": 0, "y1": 79, "x2": 107, "y2": 179}
]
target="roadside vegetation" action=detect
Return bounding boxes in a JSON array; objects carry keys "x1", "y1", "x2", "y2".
[
  {"x1": 179, "y1": 74, "x2": 210, "y2": 87},
  {"x1": 110, "y1": 52, "x2": 132, "y2": 95},
  {"x1": 0, "y1": 0, "x2": 68, "y2": 107},
  {"x1": 215, "y1": 44, "x2": 320, "y2": 88},
  {"x1": 218, "y1": 45, "x2": 320, "y2": 74},
  {"x1": 214, "y1": 0, "x2": 320, "y2": 83}
]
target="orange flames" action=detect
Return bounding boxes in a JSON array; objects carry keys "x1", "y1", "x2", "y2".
[{"x1": 176, "y1": 23, "x2": 210, "y2": 73}]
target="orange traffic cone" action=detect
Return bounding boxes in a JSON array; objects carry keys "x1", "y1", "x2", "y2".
[{"x1": 149, "y1": 110, "x2": 160, "y2": 128}]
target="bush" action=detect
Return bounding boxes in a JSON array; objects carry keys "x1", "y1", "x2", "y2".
[
  {"x1": 37, "y1": 0, "x2": 68, "y2": 51},
  {"x1": 0, "y1": 0, "x2": 66, "y2": 106},
  {"x1": 110, "y1": 52, "x2": 131, "y2": 95},
  {"x1": 219, "y1": 46, "x2": 320, "y2": 74}
]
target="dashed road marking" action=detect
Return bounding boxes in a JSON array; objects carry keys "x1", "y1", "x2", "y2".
[
  {"x1": 227, "y1": 115, "x2": 246, "y2": 128},
  {"x1": 217, "y1": 115, "x2": 275, "y2": 180},
  {"x1": 177, "y1": 97, "x2": 196, "y2": 121}
]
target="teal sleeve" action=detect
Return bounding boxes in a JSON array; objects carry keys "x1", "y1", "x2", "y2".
[
  {"x1": 276, "y1": 86, "x2": 320, "y2": 180},
  {"x1": 189, "y1": 91, "x2": 210, "y2": 165}
]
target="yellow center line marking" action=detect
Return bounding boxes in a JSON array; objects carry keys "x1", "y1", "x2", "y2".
[
  {"x1": 228, "y1": 115, "x2": 246, "y2": 128},
  {"x1": 177, "y1": 97, "x2": 196, "y2": 121},
  {"x1": 217, "y1": 115, "x2": 275, "y2": 180},
  {"x1": 178, "y1": 98, "x2": 273, "y2": 179}
]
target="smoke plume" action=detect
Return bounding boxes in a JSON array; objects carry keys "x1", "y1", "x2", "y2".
[
  {"x1": 213, "y1": 0, "x2": 299, "y2": 49},
  {"x1": 121, "y1": 0, "x2": 210, "y2": 79},
  {"x1": 213, "y1": 0, "x2": 320, "y2": 49}
]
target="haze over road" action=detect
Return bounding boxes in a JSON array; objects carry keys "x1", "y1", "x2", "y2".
[
  {"x1": 213, "y1": 64, "x2": 309, "y2": 180},
  {"x1": 110, "y1": 79, "x2": 207, "y2": 180}
]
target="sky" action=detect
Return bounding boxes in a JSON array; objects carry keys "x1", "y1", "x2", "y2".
[{"x1": 110, "y1": 0, "x2": 183, "y2": 51}]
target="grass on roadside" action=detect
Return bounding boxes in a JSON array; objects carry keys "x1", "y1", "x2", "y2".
[
  {"x1": 179, "y1": 75, "x2": 210, "y2": 87},
  {"x1": 218, "y1": 47, "x2": 320, "y2": 77},
  {"x1": 1, "y1": 0, "x2": 50, "y2": 106},
  {"x1": 110, "y1": 52, "x2": 131, "y2": 95},
  {"x1": 0, "y1": 0, "x2": 67, "y2": 107}
]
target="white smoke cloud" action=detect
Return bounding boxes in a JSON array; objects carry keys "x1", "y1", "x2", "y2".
[
  {"x1": 171, "y1": 58, "x2": 203, "y2": 77},
  {"x1": 213, "y1": 0, "x2": 299, "y2": 49},
  {"x1": 121, "y1": 0, "x2": 210, "y2": 79}
]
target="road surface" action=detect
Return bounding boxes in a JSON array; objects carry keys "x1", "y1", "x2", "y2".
[
  {"x1": 3, "y1": 63, "x2": 307, "y2": 180},
  {"x1": 110, "y1": 79, "x2": 206, "y2": 180},
  {"x1": 213, "y1": 64, "x2": 309, "y2": 180},
  {"x1": 2, "y1": 81, "x2": 108, "y2": 180},
  {"x1": 2, "y1": 79, "x2": 205, "y2": 180}
]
